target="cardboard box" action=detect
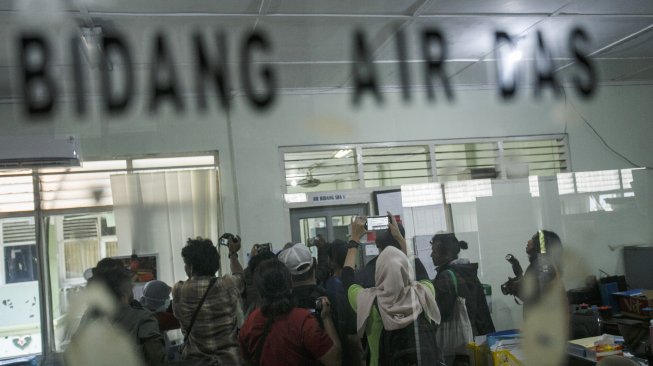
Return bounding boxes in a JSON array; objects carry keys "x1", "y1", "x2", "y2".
[{"x1": 612, "y1": 289, "x2": 653, "y2": 319}]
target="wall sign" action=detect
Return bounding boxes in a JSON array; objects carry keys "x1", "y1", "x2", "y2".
[{"x1": 308, "y1": 192, "x2": 347, "y2": 203}]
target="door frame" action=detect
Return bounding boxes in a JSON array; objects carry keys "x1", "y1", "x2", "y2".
[{"x1": 289, "y1": 204, "x2": 369, "y2": 244}]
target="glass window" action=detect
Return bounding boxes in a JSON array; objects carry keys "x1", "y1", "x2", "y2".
[
  {"x1": 284, "y1": 149, "x2": 359, "y2": 193},
  {"x1": 363, "y1": 146, "x2": 431, "y2": 188},
  {"x1": 0, "y1": 218, "x2": 41, "y2": 358},
  {"x1": 48, "y1": 212, "x2": 119, "y2": 352}
]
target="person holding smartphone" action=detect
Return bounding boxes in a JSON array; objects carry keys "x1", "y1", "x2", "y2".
[{"x1": 354, "y1": 212, "x2": 430, "y2": 289}]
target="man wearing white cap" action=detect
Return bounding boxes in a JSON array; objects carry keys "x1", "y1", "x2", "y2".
[{"x1": 278, "y1": 243, "x2": 330, "y2": 313}]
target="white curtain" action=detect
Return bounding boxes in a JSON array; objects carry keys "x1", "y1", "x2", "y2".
[{"x1": 110, "y1": 169, "x2": 220, "y2": 284}]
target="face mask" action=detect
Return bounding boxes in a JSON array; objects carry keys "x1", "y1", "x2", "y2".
[
  {"x1": 156, "y1": 299, "x2": 171, "y2": 312},
  {"x1": 140, "y1": 296, "x2": 170, "y2": 312}
]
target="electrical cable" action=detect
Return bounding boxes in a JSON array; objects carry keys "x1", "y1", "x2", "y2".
[{"x1": 564, "y1": 90, "x2": 651, "y2": 169}]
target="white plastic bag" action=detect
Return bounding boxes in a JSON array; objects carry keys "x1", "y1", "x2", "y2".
[{"x1": 436, "y1": 270, "x2": 474, "y2": 356}]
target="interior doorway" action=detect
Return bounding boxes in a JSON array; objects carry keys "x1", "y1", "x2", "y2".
[{"x1": 289, "y1": 204, "x2": 368, "y2": 245}]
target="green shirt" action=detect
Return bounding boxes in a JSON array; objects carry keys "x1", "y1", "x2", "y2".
[{"x1": 347, "y1": 280, "x2": 435, "y2": 366}]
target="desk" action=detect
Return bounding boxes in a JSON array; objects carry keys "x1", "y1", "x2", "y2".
[{"x1": 568, "y1": 352, "x2": 648, "y2": 365}]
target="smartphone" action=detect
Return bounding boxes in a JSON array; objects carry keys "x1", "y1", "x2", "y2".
[
  {"x1": 219, "y1": 238, "x2": 229, "y2": 246},
  {"x1": 365, "y1": 215, "x2": 390, "y2": 231}
]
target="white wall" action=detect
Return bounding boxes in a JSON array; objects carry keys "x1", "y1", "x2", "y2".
[
  {"x1": 2, "y1": 85, "x2": 652, "y2": 250},
  {"x1": 3, "y1": 84, "x2": 653, "y2": 331}
]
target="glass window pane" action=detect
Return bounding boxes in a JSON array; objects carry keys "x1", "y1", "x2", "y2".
[
  {"x1": 284, "y1": 149, "x2": 359, "y2": 193},
  {"x1": 0, "y1": 218, "x2": 41, "y2": 358},
  {"x1": 298, "y1": 217, "x2": 327, "y2": 244},
  {"x1": 63, "y1": 239, "x2": 100, "y2": 279},
  {"x1": 331, "y1": 215, "x2": 355, "y2": 242},
  {"x1": 363, "y1": 146, "x2": 431, "y2": 188},
  {"x1": 48, "y1": 212, "x2": 118, "y2": 352}
]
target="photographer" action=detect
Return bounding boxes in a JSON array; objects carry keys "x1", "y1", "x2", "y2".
[
  {"x1": 514, "y1": 230, "x2": 565, "y2": 311},
  {"x1": 513, "y1": 230, "x2": 568, "y2": 366},
  {"x1": 172, "y1": 236, "x2": 244, "y2": 365}
]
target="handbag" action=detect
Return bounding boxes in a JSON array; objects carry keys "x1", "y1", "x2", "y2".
[
  {"x1": 178, "y1": 277, "x2": 219, "y2": 357},
  {"x1": 435, "y1": 270, "x2": 473, "y2": 356}
]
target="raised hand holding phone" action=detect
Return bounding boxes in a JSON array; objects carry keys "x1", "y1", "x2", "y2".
[
  {"x1": 350, "y1": 215, "x2": 367, "y2": 243},
  {"x1": 387, "y1": 211, "x2": 408, "y2": 254}
]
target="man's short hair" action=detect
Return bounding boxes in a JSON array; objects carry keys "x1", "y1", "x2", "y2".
[{"x1": 181, "y1": 237, "x2": 220, "y2": 276}]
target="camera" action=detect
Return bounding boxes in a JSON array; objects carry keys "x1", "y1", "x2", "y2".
[
  {"x1": 501, "y1": 278, "x2": 520, "y2": 296},
  {"x1": 219, "y1": 233, "x2": 238, "y2": 246},
  {"x1": 500, "y1": 253, "x2": 523, "y2": 297}
]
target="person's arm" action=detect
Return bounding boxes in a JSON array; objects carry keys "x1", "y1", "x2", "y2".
[
  {"x1": 344, "y1": 216, "x2": 367, "y2": 270},
  {"x1": 387, "y1": 211, "x2": 407, "y2": 255},
  {"x1": 142, "y1": 336, "x2": 166, "y2": 366},
  {"x1": 318, "y1": 297, "x2": 342, "y2": 366},
  {"x1": 228, "y1": 235, "x2": 244, "y2": 274}
]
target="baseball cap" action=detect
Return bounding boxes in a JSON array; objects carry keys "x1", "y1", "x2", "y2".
[{"x1": 278, "y1": 243, "x2": 314, "y2": 275}]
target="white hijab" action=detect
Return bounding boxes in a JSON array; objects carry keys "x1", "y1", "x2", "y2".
[{"x1": 356, "y1": 246, "x2": 441, "y2": 336}]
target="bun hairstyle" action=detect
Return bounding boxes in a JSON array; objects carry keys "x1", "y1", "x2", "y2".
[{"x1": 432, "y1": 232, "x2": 468, "y2": 259}]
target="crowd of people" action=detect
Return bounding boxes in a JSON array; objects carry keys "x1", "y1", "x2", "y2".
[{"x1": 66, "y1": 214, "x2": 564, "y2": 366}]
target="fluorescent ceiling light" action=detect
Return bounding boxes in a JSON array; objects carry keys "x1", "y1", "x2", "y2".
[{"x1": 333, "y1": 149, "x2": 352, "y2": 159}]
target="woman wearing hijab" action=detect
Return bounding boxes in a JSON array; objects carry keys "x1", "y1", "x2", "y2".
[{"x1": 343, "y1": 216, "x2": 441, "y2": 366}]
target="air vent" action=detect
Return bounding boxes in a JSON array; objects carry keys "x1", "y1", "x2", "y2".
[
  {"x1": 2, "y1": 219, "x2": 36, "y2": 244},
  {"x1": 63, "y1": 215, "x2": 99, "y2": 240}
]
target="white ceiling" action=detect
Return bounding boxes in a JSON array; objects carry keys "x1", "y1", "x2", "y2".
[{"x1": 1, "y1": 0, "x2": 653, "y2": 98}]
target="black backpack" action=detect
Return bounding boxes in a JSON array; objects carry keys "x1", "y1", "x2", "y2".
[{"x1": 379, "y1": 313, "x2": 442, "y2": 366}]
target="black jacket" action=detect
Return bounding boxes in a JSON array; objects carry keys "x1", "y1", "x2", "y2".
[{"x1": 433, "y1": 261, "x2": 495, "y2": 336}]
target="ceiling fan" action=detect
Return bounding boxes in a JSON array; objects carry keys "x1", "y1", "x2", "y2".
[
  {"x1": 298, "y1": 163, "x2": 323, "y2": 188},
  {"x1": 298, "y1": 169, "x2": 321, "y2": 188}
]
